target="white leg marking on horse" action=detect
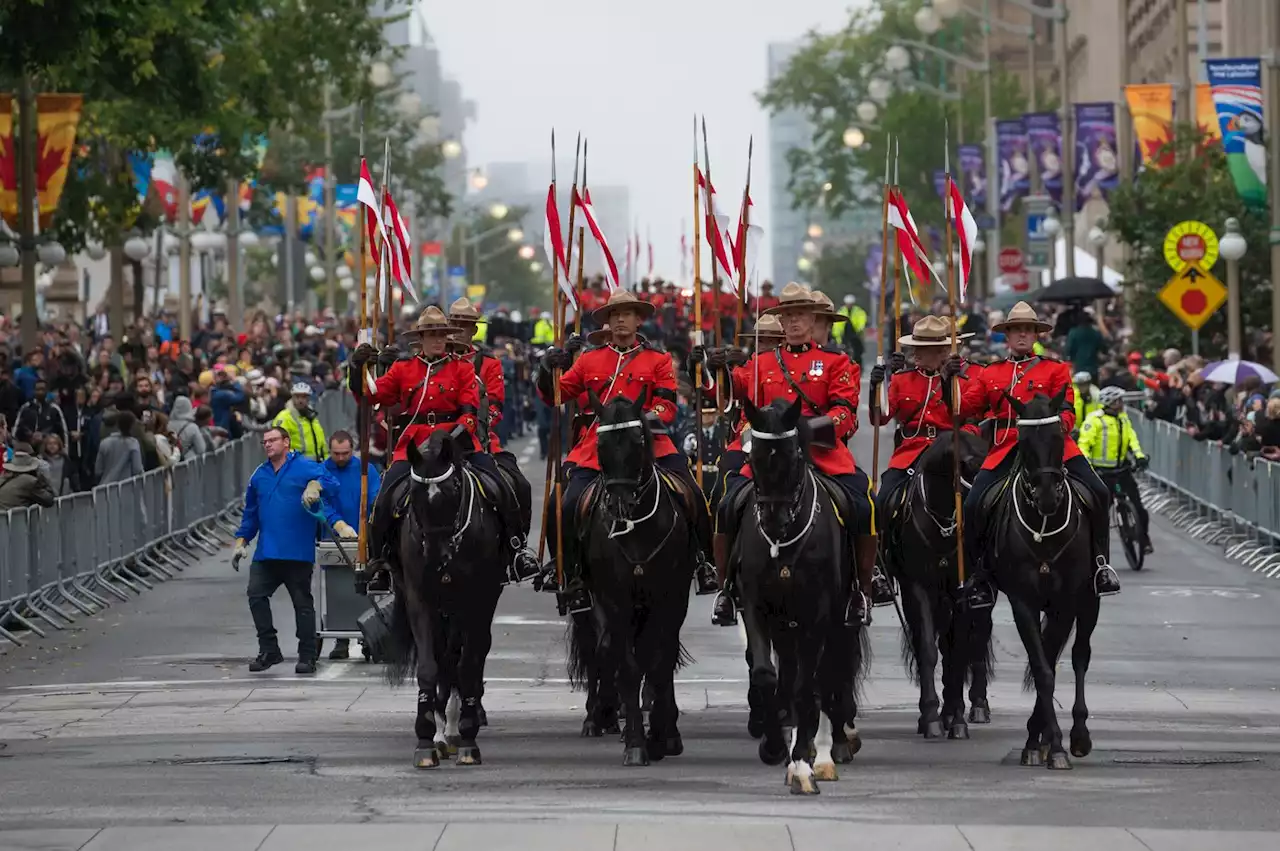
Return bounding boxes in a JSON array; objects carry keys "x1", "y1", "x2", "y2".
[
  {"x1": 788, "y1": 758, "x2": 818, "y2": 794},
  {"x1": 813, "y1": 712, "x2": 838, "y2": 781},
  {"x1": 445, "y1": 688, "x2": 461, "y2": 738},
  {"x1": 785, "y1": 725, "x2": 799, "y2": 786},
  {"x1": 433, "y1": 713, "x2": 447, "y2": 746}
]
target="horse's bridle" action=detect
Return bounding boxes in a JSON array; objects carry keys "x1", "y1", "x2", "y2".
[
  {"x1": 749, "y1": 426, "x2": 819, "y2": 559},
  {"x1": 408, "y1": 461, "x2": 477, "y2": 566},
  {"x1": 1010, "y1": 413, "x2": 1077, "y2": 545}
]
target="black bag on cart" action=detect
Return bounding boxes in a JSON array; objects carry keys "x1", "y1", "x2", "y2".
[{"x1": 356, "y1": 593, "x2": 394, "y2": 664}]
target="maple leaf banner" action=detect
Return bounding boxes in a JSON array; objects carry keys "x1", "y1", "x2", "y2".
[
  {"x1": 0, "y1": 94, "x2": 16, "y2": 229},
  {"x1": 35, "y1": 94, "x2": 82, "y2": 229}
]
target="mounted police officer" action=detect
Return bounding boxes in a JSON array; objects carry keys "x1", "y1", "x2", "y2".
[
  {"x1": 961, "y1": 301, "x2": 1121, "y2": 609},
  {"x1": 705, "y1": 283, "x2": 877, "y2": 628},
  {"x1": 349, "y1": 306, "x2": 528, "y2": 593},
  {"x1": 446, "y1": 297, "x2": 540, "y2": 582},
  {"x1": 537, "y1": 290, "x2": 719, "y2": 615}
]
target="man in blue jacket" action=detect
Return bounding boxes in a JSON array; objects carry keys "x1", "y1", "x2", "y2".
[
  {"x1": 233, "y1": 425, "x2": 354, "y2": 674},
  {"x1": 320, "y1": 429, "x2": 379, "y2": 661}
]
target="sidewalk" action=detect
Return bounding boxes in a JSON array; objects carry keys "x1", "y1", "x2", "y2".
[{"x1": 0, "y1": 822, "x2": 1273, "y2": 851}]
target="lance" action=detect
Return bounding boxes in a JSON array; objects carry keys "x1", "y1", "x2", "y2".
[
  {"x1": 383, "y1": 140, "x2": 394, "y2": 355},
  {"x1": 893, "y1": 138, "x2": 903, "y2": 351},
  {"x1": 356, "y1": 105, "x2": 371, "y2": 570},
  {"x1": 700, "y1": 118, "x2": 725, "y2": 413},
  {"x1": 574, "y1": 139, "x2": 589, "y2": 336},
  {"x1": 733, "y1": 136, "x2": 753, "y2": 346},
  {"x1": 870, "y1": 137, "x2": 892, "y2": 493},
  {"x1": 942, "y1": 123, "x2": 967, "y2": 588},
  {"x1": 692, "y1": 116, "x2": 706, "y2": 490},
  {"x1": 553, "y1": 135, "x2": 581, "y2": 590}
]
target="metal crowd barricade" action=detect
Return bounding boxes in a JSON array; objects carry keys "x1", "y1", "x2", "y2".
[
  {"x1": 0, "y1": 388, "x2": 349, "y2": 649},
  {"x1": 1130, "y1": 408, "x2": 1280, "y2": 577}
]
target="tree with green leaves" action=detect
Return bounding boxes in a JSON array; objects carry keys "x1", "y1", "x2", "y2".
[
  {"x1": 446, "y1": 205, "x2": 548, "y2": 309},
  {"x1": 1106, "y1": 125, "x2": 1270, "y2": 359},
  {"x1": 758, "y1": 0, "x2": 1051, "y2": 232}
]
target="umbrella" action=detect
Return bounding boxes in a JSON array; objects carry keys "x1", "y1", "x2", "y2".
[
  {"x1": 1032, "y1": 276, "x2": 1116, "y2": 304},
  {"x1": 1198, "y1": 359, "x2": 1280, "y2": 386}
]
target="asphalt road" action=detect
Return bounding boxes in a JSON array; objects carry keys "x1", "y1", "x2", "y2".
[{"x1": 1, "y1": 410, "x2": 1279, "y2": 834}]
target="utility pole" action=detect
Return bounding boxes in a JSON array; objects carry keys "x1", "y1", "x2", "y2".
[
  {"x1": 226, "y1": 176, "x2": 242, "y2": 332},
  {"x1": 17, "y1": 76, "x2": 38, "y2": 353},
  {"x1": 1175, "y1": 0, "x2": 1191, "y2": 132},
  {"x1": 1269, "y1": 2, "x2": 1280, "y2": 374},
  {"x1": 178, "y1": 171, "x2": 192, "y2": 341},
  {"x1": 982, "y1": 0, "x2": 998, "y2": 300},
  {"x1": 323, "y1": 85, "x2": 337, "y2": 311},
  {"x1": 1058, "y1": 3, "x2": 1076, "y2": 277}
]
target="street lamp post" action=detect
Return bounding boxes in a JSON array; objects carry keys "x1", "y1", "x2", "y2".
[
  {"x1": 1042, "y1": 207, "x2": 1062, "y2": 284},
  {"x1": 1220, "y1": 217, "x2": 1247, "y2": 360}
]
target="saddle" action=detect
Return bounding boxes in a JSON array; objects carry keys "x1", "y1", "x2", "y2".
[
  {"x1": 575, "y1": 466, "x2": 704, "y2": 534},
  {"x1": 391, "y1": 459, "x2": 505, "y2": 520},
  {"x1": 723, "y1": 465, "x2": 847, "y2": 538}
]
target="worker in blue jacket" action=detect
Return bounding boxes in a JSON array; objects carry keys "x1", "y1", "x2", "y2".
[
  {"x1": 233, "y1": 424, "x2": 353, "y2": 675},
  {"x1": 319, "y1": 429, "x2": 380, "y2": 660}
]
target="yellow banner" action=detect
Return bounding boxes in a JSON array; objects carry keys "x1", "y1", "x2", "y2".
[
  {"x1": 35, "y1": 93, "x2": 83, "y2": 228},
  {"x1": 0, "y1": 95, "x2": 16, "y2": 229},
  {"x1": 1195, "y1": 82, "x2": 1221, "y2": 142},
  {"x1": 1125, "y1": 83, "x2": 1174, "y2": 168}
]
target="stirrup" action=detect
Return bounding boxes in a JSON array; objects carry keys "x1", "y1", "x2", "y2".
[
  {"x1": 871, "y1": 565, "x2": 896, "y2": 606},
  {"x1": 1093, "y1": 557, "x2": 1121, "y2": 597},
  {"x1": 960, "y1": 574, "x2": 995, "y2": 610},
  {"x1": 711, "y1": 591, "x2": 738, "y2": 627},
  {"x1": 507, "y1": 544, "x2": 541, "y2": 584},
  {"x1": 845, "y1": 590, "x2": 871, "y2": 627}
]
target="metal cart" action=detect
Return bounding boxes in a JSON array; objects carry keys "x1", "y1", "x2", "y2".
[{"x1": 315, "y1": 540, "x2": 388, "y2": 661}]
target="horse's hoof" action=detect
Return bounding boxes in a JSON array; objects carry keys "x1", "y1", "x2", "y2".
[
  {"x1": 830, "y1": 741, "x2": 854, "y2": 764},
  {"x1": 1047, "y1": 751, "x2": 1073, "y2": 771},
  {"x1": 414, "y1": 748, "x2": 440, "y2": 769},
  {"x1": 968, "y1": 705, "x2": 991, "y2": 725},
  {"x1": 665, "y1": 734, "x2": 684, "y2": 757},
  {"x1": 1070, "y1": 730, "x2": 1093, "y2": 758},
  {"x1": 445, "y1": 735, "x2": 461, "y2": 755},
  {"x1": 1039, "y1": 744, "x2": 1051, "y2": 763},
  {"x1": 747, "y1": 711, "x2": 766, "y2": 740},
  {"x1": 916, "y1": 718, "x2": 926, "y2": 735},
  {"x1": 434, "y1": 740, "x2": 450, "y2": 762},
  {"x1": 581, "y1": 719, "x2": 602, "y2": 738},
  {"x1": 1019, "y1": 747, "x2": 1042, "y2": 767},
  {"x1": 603, "y1": 721, "x2": 621, "y2": 736},
  {"x1": 623, "y1": 746, "x2": 650, "y2": 767},
  {"x1": 812, "y1": 761, "x2": 838, "y2": 782},
  {"x1": 845, "y1": 727, "x2": 863, "y2": 757},
  {"x1": 948, "y1": 721, "x2": 970, "y2": 740},
  {"x1": 758, "y1": 737, "x2": 787, "y2": 766},
  {"x1": 645, "y1": 736, "x2": 666, "y2": 762},
  {"x1": 923, "y1": 720, "x2": 945, "y2": 739},
  {"x1": 788, "y1": 767, "x2": 821, "y2": 796},
  {"x1": 455, "y1": 746, "x2": 482, "y2": 766}
]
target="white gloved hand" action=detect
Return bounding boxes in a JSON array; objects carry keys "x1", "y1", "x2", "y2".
[
  {"x1": 232, "y1": 538, "x2": 248, "y2": 572},
  {"x1": 302, "y1": 480, "x2": 322, "y2": 507},
  {"x1": 333, "y1": 520, "x2": 357, "y2": 540}
]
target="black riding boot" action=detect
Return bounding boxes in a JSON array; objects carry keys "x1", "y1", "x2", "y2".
[
  {"x1": 691, "y1": 494, "x2": 719, "y2": 596},
  {"x1": 556, "y1": 549, "x2": 592, "y2": 616},
  {"x1": 846, "y1": 534, "x2": 877, "y2": 627},
  {"x1": 1092, "y1": 522, "x2": 1122, "y2": 597},
  {"x1": 364, "y1": 494, "x2": 397, "y2": 594},
  {"x1": 711, "y1": 532, "x2": 738, "y2": 626}
]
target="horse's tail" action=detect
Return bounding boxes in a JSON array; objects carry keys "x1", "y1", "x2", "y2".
[
  {"x1": 675, "y1": 640, "x2": 696, "y2": 672},
  {"x1": 565, "y1": 611, "x2": 596, "y2": 691},
  {"x1": 967, "y1": 606, "x2": 997, "y2": 686},
  {"x1": 899, "y1": 621, "x2": 921, "y2": 687},
  {"x1": 381, "y1": 590, "x2": 416, "y2": 688},
  {"x1": 1022, "y1": 612, "x2": 1074, "y2": 692},
  {"x1": 851, "y1": 621, "x2": 873, "y2": 703}
]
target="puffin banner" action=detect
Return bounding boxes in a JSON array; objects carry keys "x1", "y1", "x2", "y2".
[{"x1": 1205, "y1": 58, "x2": 1266, "y2": 210}]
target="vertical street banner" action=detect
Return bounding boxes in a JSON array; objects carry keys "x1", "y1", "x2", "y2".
[
  {"x1": 932, "y1": 169, "x2": 947, "y2": 199},
  {"x1": 996, "y1": 119, "x2": 1030, "y2": 212},
  {"x1": 1195, "y1": 82, "x2": 1222, "y2": 143},
  {"x1": 958, "y1": 144, "x2": 986, "y2": 209},
  {"x1": 1125, "y1": 83, "x2": 1174, "y2": 168},
  {"x1": 1205, "y1": 57, "x2": 1267, "y2": 209},
  {"x1": 1074, "y1": 103, "x2": 1120, "y2": 210},
  {"x1": 0, "y1": 94, "x2": 15, "y2": 229},
  {"x1": 1024, "y1": 112, "x2": 1063, "y2": 205},
  {"x1": 34, "y1": 94, "x2": 83, "y2": 229}
]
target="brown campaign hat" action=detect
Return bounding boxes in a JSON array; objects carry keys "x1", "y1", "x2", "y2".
[
  {"x1": 762, "y1": 282, "x2": 818, "y2": 316},
  {"x1": 412, "y1": 305, "x2": 462, "y2": 334},
  {"x1": 809, "y1": 290, "x2": 848, "y2": 323},
  {"x1": 897, "y1": 314, "x2": 974, "y2": 347},
  {"x1": 990, "y1": 301, "x2": 1052, "y2": 334},
  {"x1": 447, "y1": 297, "x2": 482, "y2": 323},
  {"x1": 591, "y1": 289, "x2": 656, "y2": 323},
  {"x1": 753, "y1": 314, "x2": 786, "y2": 340}
]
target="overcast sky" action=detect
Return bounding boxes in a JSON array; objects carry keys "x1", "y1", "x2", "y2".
[{"x1": 423, "y1": 0, "x2": 864, "y2": 286}]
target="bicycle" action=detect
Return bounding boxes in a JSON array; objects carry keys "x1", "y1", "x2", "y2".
[{"x1": 1100, "y1": 462, "x2": 1144, "y2": 572}]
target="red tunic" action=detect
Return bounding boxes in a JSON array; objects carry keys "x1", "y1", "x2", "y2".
[
  {"x1": 453, "y1": 345, "x2": 506, "y2": 453},
  {"x1": 885, "y1": 369, "x2": 987, "y2": 470},
  {"x1": 366, "y1": 356, "x2": 480, "y2": 462},
  {"x1": 540, "y1": 342, "x2": 679, "y2": 471},
  {"x1": 971, "y1": 356, "x2": 1081, "y2": 470},
  {"x1": 750, "y1": 295, "x2": 780, "y2": 315},
  {"x1": 741, "y1": 343, "x2": 861, "y2": 477}
]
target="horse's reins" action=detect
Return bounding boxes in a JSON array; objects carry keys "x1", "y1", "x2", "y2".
[
  {"x1": 1007, "y1": 413, "x2": 1080, "y2": 556},
  {"x1": 749, "y1": 428, "x2": 821, "y2": 559},
  {"x1": 408, "y1": 461, "x2": 478, "y2": 567},
  {"x1": 594, "y1": 419, "x2": 674, "y2": 562}
]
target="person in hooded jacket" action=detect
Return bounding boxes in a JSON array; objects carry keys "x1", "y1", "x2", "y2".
[
  {"x1": 0, "y1": 441, "x2": 56, "y2": 510},
  {"x1": 168, "y1": 395, "x2": 208, "y2": 457}
]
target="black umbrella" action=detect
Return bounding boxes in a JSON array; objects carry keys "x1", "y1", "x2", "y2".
[{"x1": 1033, "y1": 276, "x2": 1116, "y2": 304}]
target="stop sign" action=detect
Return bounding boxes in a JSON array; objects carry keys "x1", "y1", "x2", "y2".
[{"x1": 998, "y1": 247, "x2": 1025, "y2": 274}]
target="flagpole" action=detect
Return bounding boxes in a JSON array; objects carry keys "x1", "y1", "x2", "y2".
[
  {"x1": 893, "y1": 138, "x2": 903, "y2": 350},
  {"x1": 692, "y1": 116, "x2": 706, "y2": 490},
  {"x1": 733, "y1": 137, "x2": 753, "y2": 347},
  {"x1": 563, "y1": 135, "x2": 582, "y2": 339},
  {"x1": 871, "y1": 138, "x2": 892, "y2": 494},
  {"x1": 383, "y1": 142, "x2": 394, "y2": 350},
  {"x1": 943, "y1": 126, "x2": 967, "y2": 589},
  {"x1": 574, "y1": 139, "x2": 588, "y2": 336},
  {"x1": 356, "y1": 112, "x2": 370, "y2": 569},
  {"x1": 700, "y1": 119, "x2": 725, "y2": 414}
]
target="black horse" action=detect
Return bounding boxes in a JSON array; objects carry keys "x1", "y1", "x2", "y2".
[
  {"x1": 565, "y1": 389, "x2": 697, "y2": 766},
  {"x1": 381, "y1": 430, "x2": 506, "y2": 769},
  {"x1": 980, "y1": 389, "x2": 1099, "y2": 770},
  {"x1": 737, "y1": 397, "x2": 870, "y2": 795},
  {"x1": 884, "y1": 432, "x2": 995, "y2": 741}
]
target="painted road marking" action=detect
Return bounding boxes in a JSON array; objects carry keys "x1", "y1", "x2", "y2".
[{"x1": 1148, "y1": 587, "x2": 1262, "y2": 599}]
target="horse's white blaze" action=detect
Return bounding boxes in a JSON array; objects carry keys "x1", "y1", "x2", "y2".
[
  {"x1": 813, "y1": 712, "x2": 837, "y2": 781},
  {"x1": 445, "y1": 688, "x2": 461, "y2": 738},
  {"x1": 427, "y1": 483, "x2": 440, "y2": 500}
]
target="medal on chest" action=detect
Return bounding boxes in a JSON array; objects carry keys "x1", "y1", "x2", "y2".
[{"x1": 808, "y1": 359, "x2": 824, "y2": 379}]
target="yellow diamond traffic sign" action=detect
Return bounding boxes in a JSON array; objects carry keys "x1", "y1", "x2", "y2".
[{"x1": 1158, "y1": 265, "x2": 1227, "y2": 331}]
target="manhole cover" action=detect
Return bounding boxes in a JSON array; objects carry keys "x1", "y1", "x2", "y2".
[
  {"x1": 153, "y1": 755, "x2": 314, "y2": 767},
  {"x1": 1111, "y1": 755, "x2": 1261, "y2": 766}
]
